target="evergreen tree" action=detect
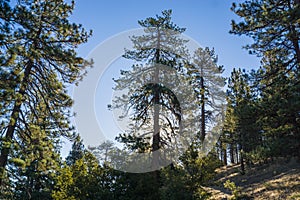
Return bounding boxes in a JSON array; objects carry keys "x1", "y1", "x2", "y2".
[
  {"x1": 225, "y1": 68, "x2": 261, "y2": 173},
  {"x1": 187, "y1": 47, "x2": 225, "y2": 144},
  {"x1": 11, "y1": 99, "x2": 62, "y2": 199},
  {"x1": 89, "y1": 140, "x2": 116, "y2": 165},
  {"x1": 231, "y1": 0, "x2": 300, "y2": 159},
  {"x1": 0, "y1": 0, "x2": 91, "y2": 186},
  {"x1": 115, "y1": 9, "x2": 187, "y2": 152},
  {"x1": 53, "y1": 151, "x2": 117, "y2": 200},
  {"x1": 222, "y1": 98, "x2": 238, "y2": 164},
  {"x1": 112, "y1": 10, "x2": 189, "y2": 191},
  {"x1": 66, "y1": 135, "x2": 84, "y2": 166},
  {"x1": 231, "y1": 0, "x2": 300, "y2": 70}
]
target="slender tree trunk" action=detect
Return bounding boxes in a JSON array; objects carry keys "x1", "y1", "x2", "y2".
[
  {"x1": 230, "y1": 134, "x2": 235, "y2": 164},
  {"x1": 292, "y1": 37, "x2": 300, "y2": 66},
  {"x1": 239, "y1": 129, "x2": 245, "y2": 174},
  {"x1": 0, "y1": 63, "x2": 32, "y2": 186},
  {"x1": 151, "y1": 30, "x2": 161, "y2": 187},
  {"x1": 200, "y1": 76, "x2": 205, "y2": 143},
  {"x1": 290, "y1": 25, "x2": 300, "y2": 67},
  {"x1": 289, "y1": 1, "x2": 300, "y2": 67},
  {"x1": 230, "y1": 147, "x2": 234, "y2": 164},
  {"x1": 223, "y1": 143, "x2": 227, "y2": 166},
  {"x1": 235, "y1": 144, "x2": 239, "y2": 163},
  {"x1": 218, "y1": 141, "x2": 222, "y2": 162},
  {"x1": 240, "y1": 147, "x2": 245, "y2": 175},
  {"x1": 221, "y1": 106, "x2": 227, "y2": 166}
]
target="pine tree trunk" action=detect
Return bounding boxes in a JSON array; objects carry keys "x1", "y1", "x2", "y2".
[
  {"x1": 151, "y1": 30, "x2": 161, "y2": 187},
  {"x1": 223, "y1": 144, "x2": 227, "y2": 166},
  {"x1": 0, "y1": 63, "x2": 32, "y2": 186},
  {"x1": 219, "y1": 141, "x2": 223, "y2": 163},
  {"x1": 230, "y1": 142, "x2": 235, "y2": 164},
  {"x1": 289, "y1": 1, "x2": 300, "y2": 67},
  {"x1": 229, "y1": 131, "x2": 235, "y2": 164},
  {"x1": 290, "y1": 25, "x2": 300, "y2": 67},
  {"x1": 200, "y1": 76, "x2": 205, "y2": 143},
  {"x1": 235, "y1": 145, "x2": 239, "y2": 163},
  {"x1": 240, "y1": 148, "x2": 245, "y2": 175}
]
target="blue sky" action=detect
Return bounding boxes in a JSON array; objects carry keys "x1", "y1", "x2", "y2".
[
  {"x1": 71, "y1": 0, "x2": 260, "y2": 74},
  {"x1": 62, "y1": 0, "x2": 261, "y2": 156}
]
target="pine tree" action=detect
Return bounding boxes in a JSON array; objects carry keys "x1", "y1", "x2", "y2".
[
  {"x1": 53, "y1": 151, "x2": 116, "y2": 200},
  {"x1": 225, "y1": 68, "x2": 261, "y2": 173},
  {"x1": 116, "y1": 10, "x2": 187, "y2": 148},
  {"x1": 11, "y1": 99, "x2": 62, "y2": 199},
  {"x1": 223, "y1": 99, "x2": 238, "y2": 164},
  {"x1": 0, "y1": 0, "x2": 91, "y2": 186},
  {"x1": 187, "y1": 47, "x2": 225, "y2": 144},
  {"x1": 66, "y1": 135, "x2": 84, "y2": 166},
  {"x1": 88, "y1": 140, "x2": 116, "y2": 165},
  {"x1": 111, "y1": 9, "x2": 193, "y2": 198},
  {"x1": 231, "y1": 0, "x2": 300, "y2": 159},
  {"x1": 231, "y1": 0, "x2": 300, "y2": 70}
]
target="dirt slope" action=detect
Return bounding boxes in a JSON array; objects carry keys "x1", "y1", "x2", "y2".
[{"x1": 204, "y1": 157, "x2": 300, "y2": 200}]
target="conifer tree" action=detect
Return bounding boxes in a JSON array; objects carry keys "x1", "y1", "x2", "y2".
[
  {"x1": 231, "y1": 0, "x2": 300, "y2": 158},
  {"x1": 225, "y1": 68, "x2": 261, "y2": 173},
  {"x1": 112, "y1": 10, "x2": 191, "y2": 197},
  {"x1": 113, "y1": 9, "x2": 188, "y2": 169},
  {"x1": 66, "y1": 135, "x2": 84, "y2": 166},
  {"x1": 11, "y1": 99, "x2": 62, "y2": 199},
  {"x1": 0, "y1": 0, "x2": 91, "y2": 185},
  {"x1": 188, "y1": 47, "x2": 225, "y2": 144}
]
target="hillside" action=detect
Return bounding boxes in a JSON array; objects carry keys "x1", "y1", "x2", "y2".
[{"x1": 204, "y1": 157, "x2": 300, "y2": 200}]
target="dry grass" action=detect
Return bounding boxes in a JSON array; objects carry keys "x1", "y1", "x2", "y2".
[{"x1": 205, "y1": 157, "x2": 300, "y2": 200}]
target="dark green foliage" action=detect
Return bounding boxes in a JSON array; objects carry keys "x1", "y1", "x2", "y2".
[
  {"x1": 219, "y1": 0, "x2": 300, "y2": 170},
  {"x1": 66, "y1": 135, "x2": 84, "y2": 166},
  {"x1": 230, "y1": 0, "x2": 300, "y2": 69},
  {"x1": 0, "y1": 0, "x2": 91, "y2": 194},
  {"x1": 228, "y1": 69, "x2": 261, "y2": 156},
  {"x1": 160, "y1": 165, "x2": 194, "y2": 200}
]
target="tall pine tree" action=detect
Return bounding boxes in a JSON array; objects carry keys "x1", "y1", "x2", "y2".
[
  {"x1": 231, "y1": 0, "x2": 300, "y2": 158},
  {"x1": 0, "y1": 0, "x2": 91, "y2": 186},
  {"x1": 188, "y1": 47, "x2": 225, "y2": 144},
  {"x1": 112, "y1": 10, "x2": 192, "y2": 198}
]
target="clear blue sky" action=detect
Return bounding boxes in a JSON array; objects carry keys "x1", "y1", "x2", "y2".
[
  {"x1": 62, "y1": 0, "x2": 261, "y2": 157},
  {"x1": 71, "y1": 0, "x2": 260, "y2": 74}
]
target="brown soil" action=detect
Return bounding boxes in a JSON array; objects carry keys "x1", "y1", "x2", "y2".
[{"x1": 204, "y1": 157, "x2": 300, "y2": 200}]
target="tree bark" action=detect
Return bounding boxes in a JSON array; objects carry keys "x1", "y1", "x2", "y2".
[
  {"x1": 223, "y1": 143, "x2": 227, "y2": 166},
  {"x1": 0, "y1": 62, "x2": 33, "y2": 186},
  {"x1": 230, "y1": 145, "x2": 234, "y2": 164},
  {"x1": 200, "y1": 76, "x2": 205, "y2": 143},
  {"x1": 240, "y1": 147, "x2": 245, "y2": 175},
  {"x1": 151, "y1": 29, "x2": 161, "y2": 187},
  {"x1": 235, "y1": 144, "x2": 239, "y2": 163}
]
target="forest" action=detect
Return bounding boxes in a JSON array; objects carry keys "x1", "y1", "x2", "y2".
[{"x1": 0, "y1": 0, "x2": 299, "y2": 199}]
